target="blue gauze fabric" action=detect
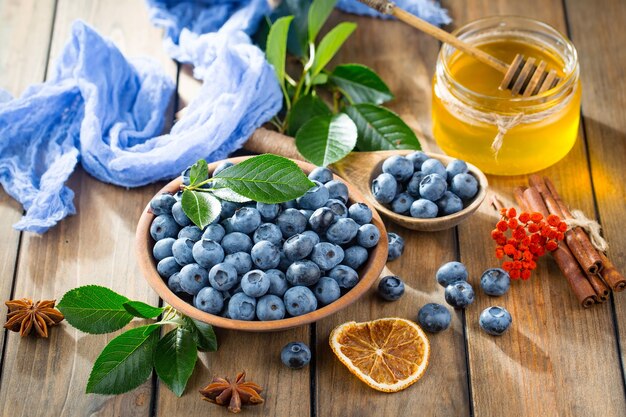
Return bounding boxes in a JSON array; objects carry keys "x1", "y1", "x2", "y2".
[{"x1": 336, "y1": 0, "x2": 450, "y2": 25}]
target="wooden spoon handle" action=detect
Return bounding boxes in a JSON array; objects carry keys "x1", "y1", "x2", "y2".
[{"x1": 243, "y1": 128, "x2": 305, "y2": 161}]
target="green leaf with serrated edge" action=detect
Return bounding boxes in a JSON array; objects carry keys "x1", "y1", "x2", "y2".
[
  {"x1": 183, "y1": 317, "x2": 218, "y2": 352},
  {"x1": 311, "y1": 22, "x2": 356, "y2": 76},
  {"x1": 57, "y1": 285, "x2": 133, "y2": 334},
  {"x1": 181, "y1": 189, "x2": 221, "y2": 229},
  {"x1": 210, "y1": 188, "x2": 251, "y2": 203},
  {"x1": 345, "y1": 103, "x2": 422, "y2": 151},
  {"x1": 295, "y1": 113, "x2": 357, "y2": 167},
  {"x1": 212, "y1": 154, "x2": 315, "y2": 204},
  {"x1": 308, "y1": 0, "x2": 337, "y2": 41},
  {"x1": 266, "y1": 16, "x2": 294, "y2": 86},
  {"x1": 154, "y1": 327, "x2": 198, "y2": 397},
  {"x1": 287, "y1": 95, "x2": 332, "y2": 136},
  {"x1": 86, "y1": 324, "x2": 159, "y2": 395},
  {"x1": 330, "y1": 64, "x2": 393, "y2": 105},
  {"x1": 123, "y1": 301, "x2": 164, "y2": 319},
  {"x1": 189, "y1": 159, "x2": 208, "y2": 186}
]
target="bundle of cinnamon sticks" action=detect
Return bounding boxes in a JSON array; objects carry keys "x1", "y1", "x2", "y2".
[{"x1": 514, "y1": 175, "x2": 625, "y2": 308}]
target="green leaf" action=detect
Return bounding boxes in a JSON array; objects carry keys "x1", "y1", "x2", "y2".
[
  {"x1": 287, "y1": 95, "x2": 332, "y2": 136},
  {"x1": 181, "y1": 189, "x2": 221, "y2": 229},
  {"x1": 123, "y1": 301, "x2": 164, "y2": 319},
  {"x1": 310, "y1": 73, "x2": 328, "y2": 86},
  {"x1": 330, "y1": 64, "x2": 393, "y2": 105},
  {"x1": 308, "y1": 0, "x2": 337, "y2": 42},
  {"x1": 345, "y1": 103, "x2": 422, "y2": 151},
  {"x1": 295, "y1": 113, "x2": 357, "y2": 167},
  {"x1": 154, "y1": 327, "x2": 198, "y2": 397},
  {"x1": 57, "y1": 285, "x2": 133, "y2": 334},
  {"x1": 312, "y1": 22, "x2": 356, "y2": 76},
  {"x1": 86, "y1": 324, "x2": 159, "y2": 395},
  {"x1": 189, "y1": 159, "x2": 208, "y2": 186},
  {"x1": 266, "y1": 16, "x2": 293, "y2": 86},
  {"x1": 183, "y1": 318, "x2": 218, "y2": 352},
  {"x1": 212, "y1": 154, "x2": 315, "y2": 204},
  {"x1": 210, "y1": 188, "x2": 252, "y2": 203}
]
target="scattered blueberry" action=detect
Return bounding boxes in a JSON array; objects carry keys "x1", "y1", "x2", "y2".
[
  {"x1": 444, "y1": 281, "x2": 475, "y2": 309},
  {"x1": 221, "y1": 232, "x2": 253, "y2": 254},
  {"x1": 179, "y1": 263, "x2": 209, "y2": 295},
  {"x1": 257, "y1": 202, "x2": 281, "y2": 221},
  {"x1": 410, "y1": 199, "x2": 438, "y2": 218},
  {"x1": 276, "y1": 208, "x2": 307, "y2": 238},
  {"x1": 324, "y1": 199, "x2": 348, "y2": 218},
  {"x1": 308, "y1": 207, "x2": 336, "y2": 234},
  {"x1": 150, "y1": 214, "x2": 179, "y2": 241},
  {"x1": 167, "y1": 272, "x2": 183, "y2": 293},
  {"x1": 223, "y1": 252, "x2": 253, "y2": 275},
  {"x1": 228, "y1": 293, "x2": 256, "y2": 320},
  {"x1": 382, "y1": 155, "x2": 414, "y2": 182},
  {"x1": 451, "y1": 173, "x2": 478, "y2": 200},
  {"x1": 371, "y1": 173, "x2": 397, "y2": 204},
  {"x1": 387, "y1": 232, "x2": 405, "y2": 261},
  {"x1": 256, "y1": 294, "x2": 286, "y2": 321},
  {"x1": 220, "y1": 201, "x2": 238, "y2": 219},
  {"x1": 377, "y1": 276, "x2": 405, "y2": 301},
  {"x1": 417, "y1": 303, "x2": 451, "y2": 333},
  {"x1": 436, "y1": 261, "x2": 468, "y2": 287},
  {"x1": 266, "y1": 269, "x2": 289, "y2": 296},
  {"x1": 406, "y1": 171, "x2": 425, "y2": 198},
  {"x1": 446, "y1": 159, "x2": 468, "y2": 180},
  {"x1": 301, "y1": 230, "x2": 321, "y2": 245},
  {"x1": 421, "y1": 158, "x2": 447, "y2": 178},
  {"x1": 253, "y1": 223, "x2": 283, "y2": 246},
  {"x1": 208, "y1": 263, "x2": 239, "y2": 291},
  {"x1": 202, "y1": 224, "x2": 225, "y2": 243},
  {"x1": 297, "y1": 180, "x2": 330, "y2": 210},
  {"x1": 479, "y1": 306, "x2": 512, "y2": 336},
  {"x1": 406, "y1": 151, "x2": 429, "y2": 170},
  {"x1": 299, "y1": 209, "x2": 314, "y2": 220},
  {"x1": 283, "y1": 233, "x2": 315, "y2": 261},
  {"x1": 281, "y1": 342, "x2": 311, "y2": 369},
  {"x1": 194, "y1": 287, "x2": 224, "y2": 314},
  {"x1": 326, "y1": 218, "x2": 359, "y2": 245},
  {"x1": 231, "y1": 207, "x2": 262, "y2": 234},
  {"x1": 348, "y1": 203, "x2": 372, "y2": 225},
  {"x1": 284, "y1": 286, "x2": 318, "y2": 316},
  {"x1": 480, "y1": 268, "x2": 511, "y2": 296},
  {"x1": 286, "y1": 260, "x2": 321, "y2": 286},
  {"x1": 153, "y1": 237, "x2": 175, "y2": 261}
]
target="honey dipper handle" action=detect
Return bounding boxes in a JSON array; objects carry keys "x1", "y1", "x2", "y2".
[
  {"x1": 243, "y1": 128, "x2": 305, "y2": 161},
  {"x1": 357, "y1": 0, "x2": 510, "y2": 74}
]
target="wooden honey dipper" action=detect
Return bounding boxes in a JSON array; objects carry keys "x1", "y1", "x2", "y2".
[{"x1": 357, "y1": 0, "x2": 561, "y2": 96}]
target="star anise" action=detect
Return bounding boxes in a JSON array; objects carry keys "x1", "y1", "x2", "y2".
[
  {"x1": 199, "y1": 371, "x2": 264, "y2": 414},
  {"x1": 4, "y1": 298, "x2": 64, "y2": 338}
]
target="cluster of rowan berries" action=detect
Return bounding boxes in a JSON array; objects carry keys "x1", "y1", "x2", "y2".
[{"x1": 491, "y1": 208, "x2": 566, "y2": 280}]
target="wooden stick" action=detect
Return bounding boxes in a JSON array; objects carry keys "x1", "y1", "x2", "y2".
[{"x1": 599, "y1": 252, "x2": 626, "y2": 292}]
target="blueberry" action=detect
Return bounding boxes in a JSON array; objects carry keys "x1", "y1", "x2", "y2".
[
  {"x1": 480, "y1": 268, "x2": 511, "y2": 296},
  {"x1": 167, "y1": 272, "x2": 183, "y2": 293},
  {"x1": 227, "y1": 292, "x2": 256, "y2": 320},
  {"x1": 284, "y1": 233, "x2": 315, "y2": 261},
  {"x1": 181, "y1": 166, "x2": 191, "y2": 186},
  {"x1": 157, "y1": 256, "x2": 182, "y2": 279},
  {"x1": 436, "y1": 191, "x2": 464, "y2": 215},
  {"x1": 371, "y1": 173, "x2": 397, "y2": 204},
  {"x1": 256, "y1": 294, "x2": 286, "y2": 321},
  {"x1": 342, "y1": 245, "x2": 369, "y2": 269},
  {"x1": 446, "y1": 159, "x2": 468, "y2": 180},
  {"x1": 221, "y1": 218, "x2": 235, "y2": 234},
  {"x1": 387, "y1": 232, "x2": 405, "y2": 261},
  {"x1": 191, "y1": 239, "x2": 224, "y2": 269},
  {"x1": 326, "y1": 218, "x2": 359, "y2": 245},
  {"x1": 479, "y1": 306, "x2": 512, "y2": 336},
  {"x1": 220, "y1": 201, "x2": 238, "y2": 219},
  {"x1": 150, "y1": 214, "x2": 180, "y2": 241},
  {"x1": 436, "y1": 262, "x2": 469, "y2": 287},
  {"x1": 409, "y1": 199, "x2": 438, "y2": 218},
  {"x1": 421, "y1": 158, "x2": 447, "y2": 178},
  {"x1": 382, "y1": 155, "x2": 414, "y2": 182},
  {"x1": 297, "y1": 180, "x2": 330, "y2": 210},
  {"x1": 301, "y1": 230, "x2": 321, "y2": 245},
  {"x1": 406, "y1": 151, "x2": 429, "y2": 170},
  {"x1": 308, "y1": 167, "x2": 333, "y2": 184},
  {"x1": 406, "y1": 172, "x2": 425, "y2": 198},
  {"x1": 283, "y1": 286, "x2": 317, "y2": 316},
  {"x1": 213, "y1": 161, "x2": 234, "y2": 176},
  {"x1": 419, "y1": 174, "x2": 447, "y2": 201},
  {"x1": 299, "y1": 209, "x2": 314, "y2": 220},
  {"x1": 179, "y1": 263, "x2": 210, "y2": 295},
  {"x1": 328, "y1": 265, "x2": 359, "y2": 288},
  {"x1": 171, "y1": 201, "x2": 192, "y2": 227},
  {"x1": 253, "y1": 223, "x2": 283, "y2": 246},
  {"x1": 241, "y1": 270, "x2": 270, "y2": 297},
  {"x1": 308, "y1": 207, "x2": 336, "y2": 233},
  {"x1": 221, "y1": 232, "x2": 253, "y2": 254},
  {"x1": 223, "y1": 252, "x2": 253, "y2": 275},
  {"x1": 256, "y1": 202, "x2": 281, "y2": 221},
  {"x1": 281, "y1": 341, "x2": 312, "y2": 369},
  {"x1": 150, "y1": 193, "x2": 177, "y2": 216},
  {"x1": 444, "y1": 281, "x2": 475, "y2": 309},
  {"x1": 324, "y1": 199, "x2": 348, "y2": 218},
  {"x1": 178, "y1": 225, "x2": 202, "y2": 241},
  {"x1": 153, "y1": 237, "x2": 175, "y2": 261},
  {"x1": 194, "y1": 287, "x2": 224, "y2": 314},
  {"x1": 377, "y1": 275, "x2": 405, "y2": 301},
  {"x1": 286, "y1": 260, "x2": 321, "y2": 286},
  {"x1": 313, "y1": 277, "x2": 341, "y2": 305},
  {"x1": 325, "y1": 180, "x2": 349, "y2": 204},
  {"x1": 230, "y1": 207, "x2": 262, "y2": 234},
  {"x1": 208, "y1": 262, "x2": 239, "y2": 291},
  {"x1": 311, "y1": 242, "x2": 344, "y2": 270},
  {"x1": 391, "y1": 192, "x2": 415, "y2": 214},
  {"x1": 266, "y1": 269, "x2": 289, "y2": 296},
  {"x1": 172, "y1": 238, "x2": 195, "y2": 265},
  {"x1": 199, "y1": 225, "x2": 223, "y2": 243},
  {"x1": 348, "y1": 202, "x2": 373, "y2": 225},
  {"x1": 451, "y1": 173, "x2": 478, "y2": 200},
  {"x1": 276, "y1": 208, "x2": 307, "y2": 238},
  {"x1": 251, "y1": 240, "x2": 281, "y2": 269},
  {"x1": 354, "y1": 224, "x2": 379, "y2": 249},
  {"x1": 417, "y1": 303, "x2": 451, "y2": 333}
]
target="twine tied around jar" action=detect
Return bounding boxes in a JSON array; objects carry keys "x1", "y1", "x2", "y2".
[{"x1": 565, "y1": 209, "x2": 609, "y2": 252}]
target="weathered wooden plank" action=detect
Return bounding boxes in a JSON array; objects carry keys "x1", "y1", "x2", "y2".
[
  {"x1": 0, "y1": 0, "x2": 56, "y2": 369},
  {"x1": 446, "y1": 0, "x2": 626, "y2": 415},
  {"x1": 0, "y1": 0, "x2": 175, "y2": 415},
  {"x1": 315, "y1": 12, "x2": 470, "y2": 417}
]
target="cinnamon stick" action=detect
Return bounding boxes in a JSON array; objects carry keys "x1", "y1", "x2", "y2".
[
  {"x1": 586, "y1": 272, "x2": 610, "y2": 302},
  {"x1": 517, "y1": 187, "x2": 597, "y2": 307},
  {"x1": 599, "y1": 252, "x2": 626, "y2": 292}
]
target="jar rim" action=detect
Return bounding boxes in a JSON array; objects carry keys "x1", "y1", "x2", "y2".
[{"x1": 438, "y1": 16, "x2": 579, "y2": 108}]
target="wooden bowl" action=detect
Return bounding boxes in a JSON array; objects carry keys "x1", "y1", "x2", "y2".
[
  {"x1": 333, "y1": 150, "x2": 488, "y2": 232},
  {"x1": 136, "y1": 156, "x2": 388, "y2": 332}
]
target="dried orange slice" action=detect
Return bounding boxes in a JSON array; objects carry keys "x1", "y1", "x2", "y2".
[{"x1": 329, "y1": 317, "x2": 430, "y2": 392}]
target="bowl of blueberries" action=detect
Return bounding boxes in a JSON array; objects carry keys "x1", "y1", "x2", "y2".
[
  {"x1": 369, "y1": 151, "x2": 488, "y2": 231},
  {"x1": 136, "y1": 156, "x2": 388, "y2": 332}
]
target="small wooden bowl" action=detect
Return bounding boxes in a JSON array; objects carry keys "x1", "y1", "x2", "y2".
[{"x1": 136, "y1": 156, "x2": 388, "y2": 332}]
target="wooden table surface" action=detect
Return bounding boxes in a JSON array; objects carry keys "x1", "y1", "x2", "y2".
[{"x1": 1, "y1": 0, "x2": 625, "y2": 416}]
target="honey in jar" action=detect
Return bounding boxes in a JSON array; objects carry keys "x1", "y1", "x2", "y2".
[{"x1": 432, "y1": 17, "x2": 581, "y2": 175}]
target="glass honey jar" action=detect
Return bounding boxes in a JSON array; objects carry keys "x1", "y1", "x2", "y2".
[{"x1": 432, "y1": 16, "x2": 581, "y2": 175}]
